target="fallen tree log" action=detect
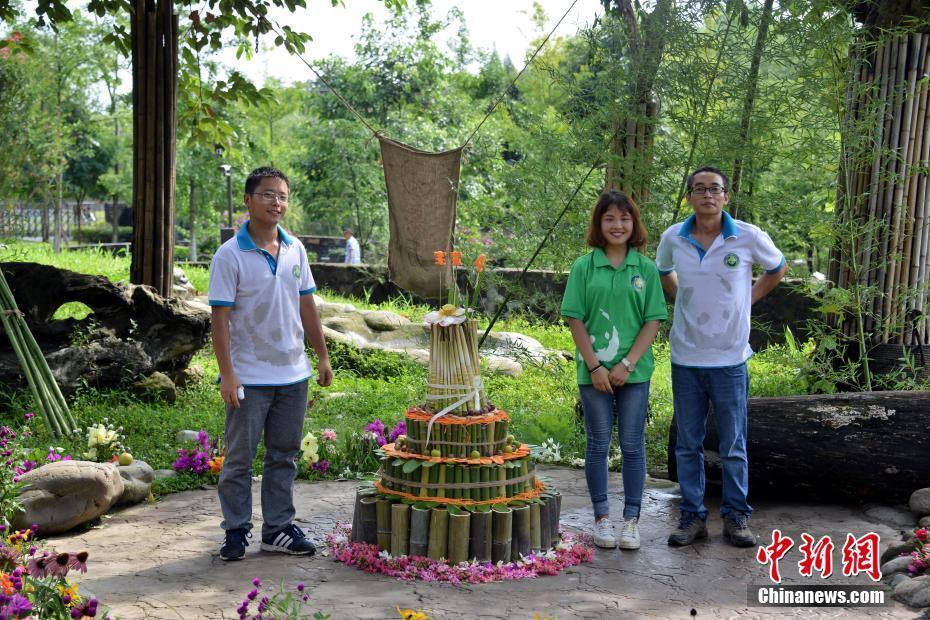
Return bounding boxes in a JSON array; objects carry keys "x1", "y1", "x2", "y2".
[{"x1": 667, "y1": 391, "x2": 930, "y2": 503}]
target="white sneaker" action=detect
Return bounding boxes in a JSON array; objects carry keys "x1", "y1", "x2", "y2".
[
  {"x1": 593, "y1": 517, "x2": 617, "y2": 548},
  {"x1": 618, "y1": 517, "x2": 640, "y2": 550}
]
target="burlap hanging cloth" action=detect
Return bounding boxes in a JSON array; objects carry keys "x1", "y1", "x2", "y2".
[{"x1": 379, "y1": 135, "x2": 462, "y2": 300}]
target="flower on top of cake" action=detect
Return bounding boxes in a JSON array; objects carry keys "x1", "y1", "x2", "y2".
[{"x1": 424, "y1": 304, "x2": 466, "y2": 326}]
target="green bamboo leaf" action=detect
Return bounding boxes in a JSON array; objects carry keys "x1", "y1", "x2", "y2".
[
  {"x1": 474, "y1": 504, "x2": 492, "y2": 513},
  {"x1": 402, "y1": 459, "x2": 422, "y2": 474},
  {"x1": 421, "y1": 460, "x2": 437, "y2": 468},
  {"x1": 447, "y1": 505, "x2": 463, "y2": 516},
  {"x1": 413, "y1": 501, "x2": 439, "y2": 509}
]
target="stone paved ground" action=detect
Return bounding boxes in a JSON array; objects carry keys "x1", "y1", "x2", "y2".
[{"x1": 58, "y1": 467, "x2": 920, "y2": 619}]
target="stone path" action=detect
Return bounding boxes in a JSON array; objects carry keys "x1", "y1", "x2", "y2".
[{"x1": 58, "y1": 467, "x2": 919, "y2": 619}]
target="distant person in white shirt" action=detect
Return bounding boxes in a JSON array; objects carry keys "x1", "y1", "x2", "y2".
[{"x1": 344, "y1": 229, "x2": 361, "y2": 264}]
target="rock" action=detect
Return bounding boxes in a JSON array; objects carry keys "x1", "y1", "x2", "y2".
[
  {"x1": 170, "y1": 364, "x2": 205, "y2": 388},
  {"x1": 130, "y1": 372, "x2": 177, "y2": 403},
  {"x1": 882, "y1": 541, "x2": 918, "y2": 565},
  {"x1": 920, "y1": 516, "x2": 930, "y2": 528},
  {"x1": 363, "y1": 310, "x2": 409, "y2": 331},
  {"x1": 116, "y1": 461, "x2": 155, "y2": 506},
  {"x1": 483, "y1": 331, "x2": 548, "y2": 363},
  {"x1": 881, "y1": 555, "x2": 914, "y2": 576},
  {"x1": 890, "y1": 574, "x2": 911, "y2": 589},
  {"x1": 0, "y1": 262, "x2": 211, "y2": 394},
  {"x1": 910, "y1": 488, "x2": 930, "y2": 515},
  {"x1": 153, "y1": 469, "x2": 177, "y2": 480},
  {"x1": 175, "y1": 430, "x2": 201, "y2": 444},
  {"x1": 864, "y1": 504, "x2": 916, "y2": 528},
  {"x1": 13, "y1": 460, "x2": 124, "y2": 535},
  {"x1": 893, "y1": 574, "x2": 930, "y2": 608},
  {"x1": 487, "y1": 355, "x2": 523, "y2": 377},
  {"x1": 318, "y1": 302, "x2": 357, "y2": 319},
  {"x1": 172, "y1": 267, "x2": 195, "y2": 300}
]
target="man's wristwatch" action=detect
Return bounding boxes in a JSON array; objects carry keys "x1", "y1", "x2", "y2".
[{"x1": 620, "y1": 357, "x2": 635, "y2": 373}]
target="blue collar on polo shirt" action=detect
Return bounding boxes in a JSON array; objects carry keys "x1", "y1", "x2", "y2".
[
  {"x1": 235, "y1": 220, "x2": 294, "y2": 274},
  {"x1": 677, "y1": 211, "x2": 738, "y2": 261}
]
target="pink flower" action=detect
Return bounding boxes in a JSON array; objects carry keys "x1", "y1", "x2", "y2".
[
  {"x1": 47, "y1": 552, "x2": 71, "y2": 578},
  {"x1": 321, "y1": 429, "x2": 337, "y2": 442},
  {"x1": 68, "y1": 550, "x2": 89, "y2": 573},
  {"x1": 26, "y1": 556, "x2": 48, "y2": 578}
]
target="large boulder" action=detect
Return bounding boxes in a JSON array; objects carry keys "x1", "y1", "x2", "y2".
[
  {"x1": 13, "y1": 460, "x2": 124, "y2": 535},
  {"x1": 115, "y1": 460, "x2": 155, "y2": 506},
  {"x1": 910, "y1": 488, "x2": 930, "y2": 515},
  {"x1": 0, "y1": 262, "x2": 210, "y2": 393}
]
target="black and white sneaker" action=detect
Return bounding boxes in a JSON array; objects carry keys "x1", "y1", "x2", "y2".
[
  {"x1": 260, "y1": 524, "x2": 316, "y2": 555},
  {"x1": 220, "y1": 528, "x2": 251, "y2": 561}
]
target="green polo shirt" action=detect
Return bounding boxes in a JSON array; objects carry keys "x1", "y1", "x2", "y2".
[{"x1": 560, "y1": 247, "x2": 667, "y2": 385}]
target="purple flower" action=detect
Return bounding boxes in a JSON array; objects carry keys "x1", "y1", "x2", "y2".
[
  {"x1": 196, "y1": 430, "x2": 211, "y2": 451},
  {"x1": 24, "y1": 412, "x2": 34, "y2": 421},
  {"x1": 365, "y1": 420, "x2": 385, "y2": 435},
  {"x1": 247, "y1": 588, "x2": 258, "y2": 600},
  {"x1": 311, "y1": 459, "x2": 330, "y2": 474},
  {"x1": 7, "y1": 594, "x2": 31, "y2": 617},
  {"x1": 388, "y1": 421, "x2": 406, "y2": 443},
  {"x1": 296, "y1": 582, "x2": 305, "y2": 592},
  {"x1": 252, "y1": 577, "x2": 261, "y2": 587}
]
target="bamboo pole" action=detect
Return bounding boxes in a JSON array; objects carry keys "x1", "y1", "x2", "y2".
[
  {"x1": 512, "y1": 504, "x2": 531, "y2": 558},
  {"x1": 359, "y1": 496, "x2": 379, "y2": 545},
  {"x1": 390, "y1": 503, "x2": 410, "y2": 556},
  {"x1": 529, "y1": 503, "x2": 542, "y2": 552},
  {"x1": 409, "y1": 505, "x2": 431, "y2": 557},
  {"x1": 427, "y1": 507, "x2": 448, "y2": 561},
  {"x1": 468, "y1": 510, "x2": 492, "y2": 563},
  {"x1": 548, "y1": 492, "x2": 562, "y2": 548},
  {"x1": 376, "y1": 498, "x2": 393, "y2": 552},
  {"x1": 538, "y1": 498, "x2": 551, "y2": 551},
  {"x1": 447, "y1": 511, "x2": 471, "y2": 564},
  {"x1": 492, "y1": 507, "x2": 512, "y2": 564}
]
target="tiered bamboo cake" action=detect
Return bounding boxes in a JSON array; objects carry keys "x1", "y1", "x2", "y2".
[{"x1": 349, "y1": 319, "x2": 562, "y2": 563}]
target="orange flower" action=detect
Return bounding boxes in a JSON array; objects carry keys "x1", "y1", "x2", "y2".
[
  {"x1": 433, "y1": 251, "x2": 446, "y2": 265},
  {"x1": 209, "y1": 455, "x2": 225, "y2": 475},
  {"x1": 0, "y1": 572, "x2": 14, "y2": 595},
  {"x1": 474, "y1": 254, "x2": 487, "y2": 273},
  {"x1": 450, "y1": 251, "x2": 462, "y2": 266}
]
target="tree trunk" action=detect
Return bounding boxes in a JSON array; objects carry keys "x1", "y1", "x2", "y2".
[
  {"x1": 130, "y1": 0, "x2": 178, "y2": 298},
  {"x1": 668, "y1": 391, "x2": 930, "y2": 503},
  {"x1": 188, "y1": 177, "x2": 197, "y2": 262},
  {"x1": 603, "y1": 0, "x2": 673, "y2": 205},
  {"x1": 729, "y1": 0, "x2": 775, "y2": 221}
]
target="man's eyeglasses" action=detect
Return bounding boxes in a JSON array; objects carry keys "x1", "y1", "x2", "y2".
[
  {"x1": 251, "y1": 191, "x2": 289, "y2": 204},
  {"x1": 689, "y1": 185, "x2": 726, "y2": 196}
]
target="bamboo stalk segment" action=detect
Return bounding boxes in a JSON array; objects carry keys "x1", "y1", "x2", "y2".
[
  {"x1": 492, "y1": 507, "x2": 513, "y2": 564},
  {"x1": 538, "y1": 498, "x2": 551, "y2": 551},
  {"x1": 468, "y1": 510, "x2": 492, "y2": 563},
  {"x1": 359, "y1": 496, "x2": 379, "y2": 545},
  {"x1": 390, "y1": 503, "x2": 410, "y2": 556},
  {"x1": 376, "y1": 498, "x2": 393, "y2": 552},
  {"x1": 447, "y1": 511, "x2": 471, "y2": 564},
  {"x1": 529, "y1": 503, "x2": 542, "y2": 552},
  {"x1": 427, "y1": 507, "x2": 449, "y2": 561},
  {"x1": 512, "y1": 504, "x2": 531, "y2": 558},
  {"x1": 409, "y1": 506, "x2": 431, "y2": 557}
]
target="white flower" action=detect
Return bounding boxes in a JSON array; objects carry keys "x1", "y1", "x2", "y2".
[
  {"x1": 300, "y1": 432, "x2": 319, "y2": 464},
  {"x1": 378, "y1": 549, "x2": 393, "y2": 560},
  {"x1": 423, "y1": 304, "x2": 467, "y2": 327}
]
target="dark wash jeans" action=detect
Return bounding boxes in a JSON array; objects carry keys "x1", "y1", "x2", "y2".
[{"x1": 671, "y1": 363, "x2": 752, "y2": 520}]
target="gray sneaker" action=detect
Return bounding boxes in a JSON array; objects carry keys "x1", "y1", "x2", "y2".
[
  {"x1": 722, "y1": 513, "x2": 756, "y2": 548},
  {"x1": 667, "y1": 512, "x2": 707, "y2": 547}
]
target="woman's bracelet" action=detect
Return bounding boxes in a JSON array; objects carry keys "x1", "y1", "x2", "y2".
[{"x1": 588, "y1": 363, "x2": 605, "y2": 374}]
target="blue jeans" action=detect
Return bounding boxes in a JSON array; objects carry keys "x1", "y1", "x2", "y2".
[
  {"x1": 579, "y1": 381, "x2": 650, "y2": 520},
  {"x1": 218, "y1": 381, "x2": 308, "y2": 538},
  {"x1": 671, "y1": 363, "x2": 751, "y2": 520}
]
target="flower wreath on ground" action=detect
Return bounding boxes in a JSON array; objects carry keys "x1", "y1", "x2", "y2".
[{"x1": 324, "y1": 523, "x2": 594, "y2": 583}]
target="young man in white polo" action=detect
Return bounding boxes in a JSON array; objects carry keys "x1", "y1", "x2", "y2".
[
  {"x1": 209, "y1": 167, "x2": 333, "y2": 561},
  {"x1": 655, "y1": 166, "x2": 786, "y2": 548}
]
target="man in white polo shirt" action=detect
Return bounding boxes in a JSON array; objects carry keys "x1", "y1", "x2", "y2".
[
  {"x1": 209, "y1": 167, "x2": 333, "y2": 561},
  {"x1": 656, "y1": 166, "x2": 785, "y2": 548}
]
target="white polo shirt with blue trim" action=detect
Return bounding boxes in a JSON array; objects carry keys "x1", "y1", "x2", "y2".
[
  {"x1": 208, "y1": 222, "x2": 317, "y2": 386},
  {"x1": 655, "y1": 211, "x2": 785, "y2": 368}
]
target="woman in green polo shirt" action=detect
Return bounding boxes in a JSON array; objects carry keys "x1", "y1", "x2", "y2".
[{"x1": 560, "y1": 189, "x2": 667, "y2": 551}]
